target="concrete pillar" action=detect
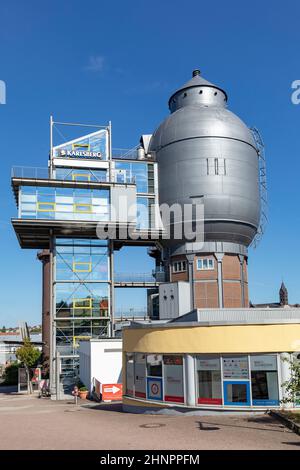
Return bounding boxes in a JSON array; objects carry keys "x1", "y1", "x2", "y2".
[
  {"x1": 37, "y1": 250, "x2": 50, "y2": 365},
  {"x1": 184, "y1": 354, "x2": 196, "y2": 406},
  {"x1": 215, "y1": 253, "x2": 224, "y2": 308},
  {"x1": 109, "y1": 240, "x2": 115, "y2": 337}
]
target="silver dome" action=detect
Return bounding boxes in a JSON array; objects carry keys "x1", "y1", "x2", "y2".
[{"x1": 150, "y1": 70, "x2": 261, "y2": 247}]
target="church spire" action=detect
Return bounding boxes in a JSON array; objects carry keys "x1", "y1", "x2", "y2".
[{"x1": 279, "y1": 282, "x2": 288, "y2": 306}]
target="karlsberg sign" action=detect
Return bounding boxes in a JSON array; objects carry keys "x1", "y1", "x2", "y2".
[{"x1": 58, "y1": 149, "x2": 102, "y2": 159}]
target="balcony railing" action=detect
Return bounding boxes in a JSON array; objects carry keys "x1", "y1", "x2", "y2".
[
  {"x1": 114, "y1": 307, "x2": 148, "y2": 319},
  {"x1": 11, "y1": 166, "x2": 50, "y2": 179},
  {"x1": 112, "y1": 147, "x2": 139, "y2": 160},
  {"x1": 11, "y1": 166, "x2": 136, "y2": 184},
  {"x1": 114, "y1": 270, "x2": 165, "y2": 283}
]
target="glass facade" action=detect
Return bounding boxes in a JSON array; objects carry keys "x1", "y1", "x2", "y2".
[
  {"x1": 125, "y1": 353, "x2": 282, "y2": 408},
  {"x1": 196, "y1": 356, "x2": 222, "y2": 405},
  {"x1": 20, "y1": 186, "x2": 109, "y2": 221},
  {"x1": 55, "y1": 167, "x2": 107, "y2": 182},
  {"x1": 54, "y1": 238, "x2": 110, "y2": 378},
  {"x1": 114, "y1": 162, "x2": 154, "y2": 194}
]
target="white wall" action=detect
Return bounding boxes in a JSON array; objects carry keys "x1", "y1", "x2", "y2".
[
  {"x1": 79, "y1": 339, "x2": 122, "y2": 393},
  {"x1": 79, "y1": 341, "x2": 91, "y2": 391}
]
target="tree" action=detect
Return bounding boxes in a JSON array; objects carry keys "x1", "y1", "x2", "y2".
[
  {"x1": 281, "y1": 357, "x2": 300, "y2": 405},
  {"x1": 16, "y1": 339, "x2": 40, "y2": 394},
  {"x1": 1, "y1": 326, "x2": 6, "y2": 333}
]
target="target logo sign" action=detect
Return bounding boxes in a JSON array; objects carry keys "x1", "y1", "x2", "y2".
[{"x1": 147, "y1": 377, "x2": 163, "y2": 401}]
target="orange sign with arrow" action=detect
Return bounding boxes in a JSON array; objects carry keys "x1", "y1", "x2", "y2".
[{"x1": 102, "y1": 383, "x2": 123, "y2": 401}]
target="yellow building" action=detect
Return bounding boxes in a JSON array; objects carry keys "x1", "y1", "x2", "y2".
[{"x1": 122, "y1": 309, "x2": 300, "y2": 412}]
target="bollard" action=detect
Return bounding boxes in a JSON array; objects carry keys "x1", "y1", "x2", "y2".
[{"x1": 72, "y1": 385, "x2": 79, "y2": 405}]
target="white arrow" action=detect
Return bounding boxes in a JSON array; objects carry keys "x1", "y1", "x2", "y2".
[{"x1": 104, "y1": 385, "x2": 121, "y2": 394}]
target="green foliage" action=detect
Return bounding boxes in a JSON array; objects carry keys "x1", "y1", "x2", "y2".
[
  {"x1": 79, "y1": 386, "x2": 88, "y2": 392},
  {"x1": 76, "y1": 379, "x2": 85, "y2": 389},
  {"x1": 16, "y1": 339, "x2": 40, "y2": 368},
  {"x1": 281, "y1": 357, "x2": 300, "y2": 405},
  {"x1": 2, "y1": 361, "x2": 20, "y2": 385},
  {"x1": 1, "y1": 326, "x2": 6, "y2": 333}
]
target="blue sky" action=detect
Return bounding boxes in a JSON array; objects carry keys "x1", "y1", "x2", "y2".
[{"x1": 0, "y1": 0, "x2": 300, "y2": 326}]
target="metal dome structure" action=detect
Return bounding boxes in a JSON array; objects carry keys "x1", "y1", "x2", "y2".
[
  {"x1": 149, "y1": 70, "x2": 266, "y2": 309},
  {"x1": 149, "y1": 70, "x2": 261, "y2": 248}
]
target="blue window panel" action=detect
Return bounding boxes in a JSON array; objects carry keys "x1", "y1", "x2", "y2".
[
  {"x1": 146, "y1": 377, "x2": 163, "y2": 401},
  {"x1": 252, "y1": 399, "x2": 279, "y2": 406}
]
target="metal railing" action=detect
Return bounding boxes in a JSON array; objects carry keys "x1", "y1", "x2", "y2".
[
  {"x1": 114, "y1": 307, "x2": 148, "y2": 319},
  {"x1": 112, "y1": 147, "x2": 139, "y2": 160},
  {"x1": 114, "y1": 271, "x2": 165, "y2": 283},
  {"x1": 11, "y1": 166, "x2": 50, "y2": 179},
  {"x1": 11, "y1": 166, "x2": 136, "y2": 184}
]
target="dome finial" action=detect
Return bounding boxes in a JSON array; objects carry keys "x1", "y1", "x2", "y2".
[{"x1": 192, "y1": 69, "x2": 201, "y2": 77}]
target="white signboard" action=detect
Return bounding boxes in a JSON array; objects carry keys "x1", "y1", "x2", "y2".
[
  {"x1": 197, "y1": 357, "x2": 220, "y2": 371},
  {"x1": 223, "y1": 357, "x2": 249, "y2": 379},
  {"x1": 53, "y1": 129, "x2": 108, "y2": 162},
  {"x1": 250, "y1": 355, "x2": 277, "y2": 371}
]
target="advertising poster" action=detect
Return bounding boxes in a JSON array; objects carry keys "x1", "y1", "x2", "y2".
[
  {"x1": 163, "y1": 355, "x2": 184, "y2": 403},
  {"x1": 223, "y1": 357, "x2": 249, "y2": 379},
  {"x1": 147, "y1": 377, "x2": 163, "y2": 401}
]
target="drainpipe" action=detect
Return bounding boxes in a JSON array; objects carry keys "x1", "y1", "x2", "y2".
[{"x1": 215, "y1": 253, "x2": 224, "y2": 308}]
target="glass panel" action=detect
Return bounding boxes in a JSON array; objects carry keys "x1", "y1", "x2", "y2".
[
  {"x1": 126, "y1": 353, "x2": 134, "y2": 397},
  {"x1": 224, "y1": 382, "x2": 250, "y2": 405},
  {"x1": 135, "y1": 353, "x2": 146, "y2": 398},
  {"x1": 223, "y1": 356, "x2": 249, "y2": 380},
  {"x1": 250, "y1": 355, "x2": 279, "y2": 405},
  {"x1": 196, "y1": 356, "x2": 222, "y2": 405},
  {"x1": 147, "y1": 354, "x2": 162, "y2": 377},
  {"x1": 20, "y1": 186, "x2": 109, "y2": 221}
]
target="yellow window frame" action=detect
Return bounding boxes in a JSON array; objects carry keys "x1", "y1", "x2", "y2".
[
  {"x1": 73, "y1": 203, "x2": 93, "y2": 213},
  {"x1": 72, "y1": 143, "x2": 90, "y2": 150},
  {"x1": 72, "y1": 173, "x2": 91, "y2": 182},
  {"x1": 73, "y1": 335, "x2": 91, "y2": 349},
  {"x1": 73, "y1": 298, "x2": 93, "y2": 309},
  {"x1": 72, "y1": 262, "x2": 92, "y2": 273},
  {"x1": 37, "y1": 202, "x2": 56, "y2": 212}
]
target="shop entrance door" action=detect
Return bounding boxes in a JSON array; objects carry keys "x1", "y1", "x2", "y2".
[{"x1": 223, "y1": 381, "x2": 250, "y2": 406}]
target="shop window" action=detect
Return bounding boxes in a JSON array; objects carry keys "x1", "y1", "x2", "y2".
[
  {"x1": 197, "y1": 258, "x2": 214, "y2": 270},
  {"x1": 224, "y1": 381, "x2": 250, "y2": 406},
  {"x1": 173, "y1": 261, "x2": 187, "y2": 273},
  {"x1": 126, "y1": 353, "x2": 134, "y2": 397},
  {"x1": 72, "y1": 262, "x2": 92, "y2": 273},
  {"x1": 196, "y1": 356, "x2": 222, "y2": 405},
  {"x1": 250, "y1": 355, "x2": 279, "y2": 406},
  {"x1": 163, "y1": 355, "x2": 184, "y2": 403},
  {"x1": 135, "y1": 353, "x2": 146, "y2": 399},
  {"x1": 223, "y1": 356, "x2": 250, "y2": 406},
  {"x1": 147, "y1": 354, "x2": 162, "y2": 377},
  {"x1": 146, "y1": 354, "x2": 163, "y2": 401}
]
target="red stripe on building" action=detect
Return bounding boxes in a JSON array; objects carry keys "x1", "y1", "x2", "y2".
[
  {"x1": 198, "y1": 398, "x2": 222, "y2": 405},
  {"x1": 135, "y1": 391, "x2": 146, "y2": 398},
  {"x1": 164, "y1": 395, "x2": 184, "y2": 403}
]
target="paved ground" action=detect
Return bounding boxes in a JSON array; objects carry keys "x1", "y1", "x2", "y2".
[{"x1": 0, "y1": 388, "x2": 300, "y2": 450}]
